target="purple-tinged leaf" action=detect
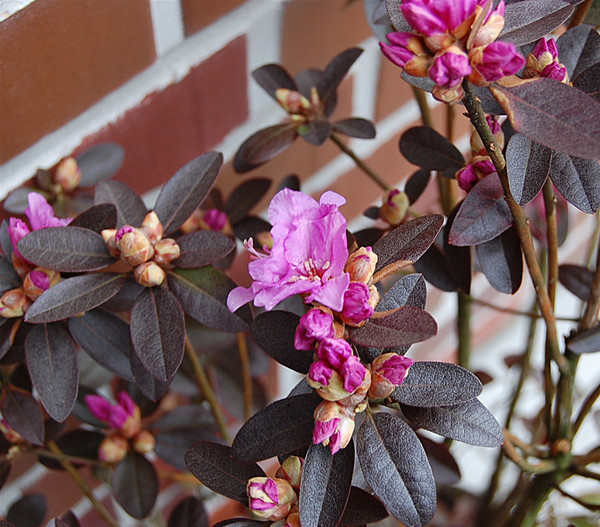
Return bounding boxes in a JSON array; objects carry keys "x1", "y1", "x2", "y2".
[
  {"x1": 357, "y1": 413, "x2": 436, "y2": 527},
  {"x1": 2, "y1": 187, "x2": 41, "y2": 215},
  {"x1": 95, "y1": 180, "x2": 147, "y2": 228},
  {"x1": 443, "y1": 207, "x2": 471, "y2": 294},
  {"x1": 69, "y1": 204, "x2": 117, "y2": 233},
  {"x1": 567, "y1": 324, "x2": 600, "y2": 354},
  {"x1": 17, "y1": 227, "x2": 113, "y2": 272},
  {"x1": 476, "y1": 227, "x2": 523, "y2": 294},
  {"x1": 491, "y1": 78, "x2": 600, "y2": 160},
  {"x1": 448, "y1": 174, "x2": 512, "y2": 246},
  {"x1": 168, "y1": 267, "x2": 250, "y2": 332},
  {"x1": 295, "y1": 68, "x2": 321, "y2": 100},
  {"x1": 417, "y1": 434, "x2": 461, "y2": 486},
  {"x1": 234, "y1": 124, "x2": 298, "y2": 173},
  {"x1": 185, "y1": 442, "x2": 266, "y2": 505},
  {"x1": 278, "y1": 174, "x2": 301, "y2": 192},
  {"x1": 353, "y1": 228, "x2": 385, "y2": 247},
  {"x1": 385, "y1": 0, "x2": 411, "y2": 32},
  {"x1": 113, "y1": 452, "x2": 158, "y2": 519},
  {"x1": 232, "y1": 393, "x2": 322, "y2": 462},
  {"x1": 506, "y1": 134, "x2": 552, "y2": 205},
  {"x1": 251, "y1": 311, "x2": 312, "y2": 374},
  {"x1": 224, "y1": 178, "x2": 271, "y2": 224},
  {"x1": 298, "y1": 119, "x2": 332, "y2": 146},
  {"x1": 332, "y1": 118, "x2": 376, "y2": 139},
  {"x1": 405, "y1": 169, "x2": 431, "y2": 204},
  {"x1": 0, "y1": 256, "x2": 20, "y2": 295},
  {"x1": 98, "y1": 276, "x2": 143, "y2": 312},
  {"x1": 399, "y1": 127, "x2": 464, "y2": 171},
  {"x1": 549, "y1": 153, "x2": 600, "y2": 214},
  {"x1": 349, "y1": 305, "x2": 437, "y2": 348},
  {"x1": 45, "y1": 520, "x2": 69, "y2": 527},
  {"x1": 1, "y1": 220, "x2": 14, "y2": 261},
  {"x1": 25, "y1": 324, "x2": 78, "y2": 422},
  {"x1": 574, "y1": 63, "x2": 600, "y2": 101},
  {"x1": 373, "y1": 215, "x2": 444, "y2": 278},
  {"x1": 341, "y1": 487, "x2": 389, "y2": 525},
  {"x1": 7, "y1": 494, "x2": 47, "y2": 527},
  {"x1": 401, "y1": 399, "x2": 504, "y2": 447},
  {"x1": 559, "y1": 264, "x2": 594, "y2": 301},
  {"x1": 168, "y1": 496, "x2": 208, "y2": 527},
  {"x1": 0, "y1": 388, "x2": 44, "y2": 445},
  {"x1": 363, "y1": 206, "x2": 380, "y2": 220},
  {"x1": 390, "y1": 362, "x2": 482, "y2": 408},
  {"x1": 77, "y1": 143, "x2": 125, "y2": 187},
  {"x1": 557, "y1": 25, "x2": 600, "y2": 81},
  {"x1": 318, "y1": 48, "x2": 363, "y2": 106},
  {"x1": 59, "y1": 512, "x2": 80, "y2": 527},
  {"x1": 154, "y1": 152, "x2": 223, "y2": 235},
  {"x1": 24, "y1": 273, "x2": 125, "y2": 323},
  {"x1": 130, "y1": 287, "x2": 185, "y2": 381},
  {"x1": 251, "y1": 64, "x2": 297, "y2": 101},
  {"x1": 499, "y1": 0, "x2": 573, "y2": 46},
  {"x1": 174, "y1": 231, "x2": 235, "y2": 268},
  {"x1": 299, "y1": 441, "x2": 354, "y2": 527},
  {"x1": 130, "y1": 350, "x2": 170, "y2": 401},
  {"x1": 39, "y1": 430, "x2": 103, "y2": 470},
  {"x1": 378, "y1": 274, "x2": 427, "y2": 312},
  {"x1": 68, "y1": 309, "x2": 134, "y2": 381},
  {"x1": 413, "y1": 244, "x2": 458, "y2": 293}
]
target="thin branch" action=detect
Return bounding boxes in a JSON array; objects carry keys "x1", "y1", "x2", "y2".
[
  {"x1": 554, "y1": 484, "x2": 600, "y2": 512},
  {"x1": 470, "y1": 296, "x2": 578, "y2": 322},
  {"x1": 570, "y1": 467, "x2": 600, "y2": 482},
  {"x1": 237, "y1": 332, "x2": 253, "y2": 421},
  {"x1": 412, "y1": 86, "x2": 433, "y2": 128},
  {"x1": 573, "y1": 382, "x2": 600, "y2": 437},
  {"x1": 502, "y1": 432, "x2": 556, "y2": 474}
]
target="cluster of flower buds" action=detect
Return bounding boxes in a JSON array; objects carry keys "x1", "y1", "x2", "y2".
[
  {"x1": 247, "y1": 456, "x2": 304, "y2": 524},
  {"x1": 380, "y1": 0, "x2": 525, "y2": 103},
  {"x1": 275, "y1": 86, "x2": 321, "y2": 124},
  {"x1": 102, "y1": 211, "x2": 180, "y2": 287},
  {"x1": 523, "y1": 37, "x2": 569, "y2": 83},
  {"x1": 180, "y1": 206, "x2": 233, "y2": 236},
  {"x1": 379, "y1": 188, "x2": 410, "y2": 226},
  {"x1": 85, "y1": 391, "x2": 155, "y2": 463},
  {"x1": 456, "y1": 114, "x2": 503, "y2": 192}
]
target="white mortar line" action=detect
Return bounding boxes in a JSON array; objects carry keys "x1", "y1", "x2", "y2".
[
  {"x1": 149, "y1": 0, "x2": 185, "y2": 57},
  {"x1": 0, "y1": 463, "x2": 48, "y2": 517},
  {"x1": 0, "y1": 0, "x2": 35, "y2": 22}
]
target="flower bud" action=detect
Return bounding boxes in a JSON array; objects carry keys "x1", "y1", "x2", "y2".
[
  {"x1": 369, "y1": 353, "x2": 414, "y2": 398},
  {"x1": 345, "y1": 247, "x2": 377, "y2": 283},
  {"x1": 132, "y1": 429, "x2": 156, "y2": 455},
  {"x1": 379, "y1": 189, "x2": 409, "y2": 226},
  {"x1": 294, "y1": 308, "x2": 335, "y2": 351},
  {"x1": 275, "y1": 456, "x2": 304, "y2": 490},
  {"x1": 380, "y1": 32, "x2": 431, "y2": 77},
  {"x1": 247, "y1": 477, "x2": 297, "y2": 521},
  {"x1": 316, "y1": 338, "x2": 352, "y2": 369},
  {"x1": 456, "y1": 155, "x2": 496, "y2": 192},
  {"x1": 471, "y1": 1, "x2": 506, "y2": 48},
  {"x1": 140, "y1": 211, "x2": 163, "y2": 244},
  {"x1": 23, "y1": 268, "x2": 60, "y2": 300},
  {"x1": 101, "y1": 229, "x2": 121, "y2": 258},
  {"x1": 523, "y1": 38, "x2": 568, "y2": 83},
  {"x1": 283, "y1": 512, "x2": 301, "y2": 527},
  {"x1": 54, "y1": 157, "x2": 81, "y2": 192},
  {"x1": 153, "y1": 238, "x2": 180, "y2": 267},
  {"x1": 98, "y1": 434, "x2": 128, "y2": 463},
  {"x1": 469, "y1": 41, "x2": 525, "y2": 86},
  {"x1": 202, "y1": 208, "x2": 229, "y2": 232},
  {"x1": 117, "y1": 227, "x2": 154, "y2": 266},
  {"x1": 134, "y1": 261, "x2": 166, "y2": 287},
  {"x1": 313, "y1": 401, "x2": 355, "y2": 455},
  {"x1": 429, "y1": 46, "x2": 472, "y2": 89},
  {"x1": 340, "y1": 282, "x2": 375, "y2": 327},
  {"x1": 0, "y1": 288, "x2": 32, "y2": 318},
  {"x1": 0, "y1": 420, "x2": 24, "y2": 443}
]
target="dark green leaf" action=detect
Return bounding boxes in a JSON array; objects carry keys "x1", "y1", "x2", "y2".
[
  {"x1": 559, "y1": 264, "x2": 594, "y2": 300},
  {"x1": 0, "y1": 388, "x2": 44, "y2": 445},
  {"x1": 500, "y1": 0, "x2": 573, "y2": 45},
  {"x1": 174, "y1": 231, "x2": 235, "y2": 268},
  {"x1": 24, "y1": 273, "x2": 125, "y2": 323},
  {"x1": 234, "y1": 124, "x2": 298, "y2": 173},
  {"x1": 549, "y1": 152, "x2": 600, "y2": 214},
  {"x1": 0, "y1": 256, "x2": 21, "y2": 295},
  {"x1": 318, "y1": 48, "x2": 363, "y2": 106},
  {"x1": 390, "y1": 361, "x2": 482, "y2": 407},
  {"x1": 506, "y1": 134, "x2": 552, "y2": 205},
  {"x1": 130, "y1": 287, "x2": 185, "y2": 381},
  {"x1": 332, "y1": 118, "x2": 376, "y2": 139},
  {"x1": 185, "y1": 442, "x2": 265, "y2": 504},
  {"x1": 168, "y1": 267, "x2": 250, "y2": 332},
  {"x1": 113, "y1": 453, "x2": 158, "y2": 519},
  {"x1": 7, "y1": 494, "x2": 47, "y2": 527},
  {"x1": 168, "y1": 496, "x2": 208, "y2": 527},
  {"x1": 95, "y1": 180, "x2": 147, "y2": 228},
  {"x1": 298, "y1": 119, "x2": 332, "y2": 146},
  {"x1": 557, "y1": 24, "x2": 600, "y2": 81},
  {"x1": 476, "y1": 227, "x2": 523, "y2": 294},
  {"x1": 77, "y1": 143, "x2": 125, "y2": 187},
  {"x1": 69, "y1": 204, "x2": 118, "y2": 233},
  {"x1": 567, "y1": 324, "x2": 600, "y2": 354},
  {"x1": 154, "y1": 152, "x2": 223, "y2": 235},
  {"x1": 224, "y1": 178, "x2": 271, "y2": 224},
  {"x1": 399, "y1": 127, "x2": 464, "y2": 171},
  {"x1": 299, "y1": 441, "x2": 354, "y2": 527},
  {"x1": 232, "y1": 393, "x2": 321, "y2": 462},
  {"x1": 357, "y1": 413, "x2": 436, "y2": 527},
  {"x1": 17, "y1": 227, "x2": 113, "y2": 272},
  {"x1": 401, "y1": 399, "x2": 504, "y2": 447},
  {"x1": 341, "y1": 486, "x2": 389, "y2": 525},
  {"x1": 251, "y1": 64, "x2": 297, "y2": 100},
  {"x1": 25, "y1": 324, "x2": 78, "y2": 422}
]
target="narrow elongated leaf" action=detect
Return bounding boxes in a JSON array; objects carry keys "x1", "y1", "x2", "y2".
[
  {"x1": 557, "y1": 24, "x2": 600, "y2": 81},
  {"x1": 390, "y1": 361, "x2": 482, "y2": 407},
  {"x1": 443, "y1": 207, "x2": 471, "y2": 294},
  {"x1": 332, "y1": 118, "x2": 376, "y2": 139},
  {"x1": 506, "y1": 134, "x2": 552, "y2": 205},
  {"x1": 491, "y1": 78, "x2": 600, "y2": 160},
  {"x1": 418, "y1": 434, "x2": 460, "y2": 485},
  {"x1": 130, "y1": 349, "x2": 170, "y2": 401},
  {"x1": 0, "y1": 388, "x2": 44, "y2": 445},
  {"x1": 341, "y1": 487, "x2": 389, "y2": 525},
  {"x1": 68, "y1": 309, "x2": 133, "y2": 381},
  {"x1": 318, "y1": 48, "x2": 363, "y2": 105},
  {"x1": 567, "y1": 324, "x2": 600, "y2": 354},
  {"x1": 168, "y1": 267, "x2": 250, "y2": 333},
  {"x1": 549, "y1": 152, "x2": 600, "y2": 214},
  {"x1": 214, "y1": 521, "x2": 267, "y2": 527},
  {"x1": 399, "y1": 127, "x2": 464, "y2": 171},
  {"x1": 234, "y1": 124, "x2": 298, "y2": 173},
  {"x1": 95, "y1": 180, "x2": 147, "y2": 228},
  {"x1": 413, "y1": 244, "x2": 458, "y2": 292},
  {"x1": 385, "y1": 0, "x2": 411, "y2": 32},
  {"x1": 476, "y1": 227, "x2": 523, "y2": 294},
  {"x1": 154, "y1": 152, "x2": 223, "y2": 235},
  {"x1": 251, "y1": 311, "x2": 312, "y2": 374},
  {"x1": 500, "y1": 0, "x2": 573, "y2": 45},
  {"x1": 448, "y1": 174, "x2": 512, "y2": 246},
  {"x1": 232, "y1": 393, "x2": 321, "y2": 462},
  {"x1": 185, "y1": 442, "x2": 266, "y2": 504},
  {"x1": 24, "y1": 273, "x2": 124, "y2": 323},
  {"x1": 401, "y1": 399, "x2": 504, "y2": 447},
  {"x1": 299, "y1": 441, "x2": 354, "y2": 527},
  {"x1": 25, "y1": 324, "x2": 78, "y2": 422},
  {"x1": 3, "y1": 187, "x2": 41, "y2": 215},
  {"x1": 252, "y1": 64, "x2": 297, "y2": 100},
  {"x1": 224, "y1": 178, "x2": 271, "y2": 224},
  {"x1": 113, "y1": 453, "x2": 158, "y2": 519},
  {"x1": 7, "y1": 494, "x2": 47, "y2": 527},
  {"x1": 559, "y1": 264, "x2": 594, "y2": 300},
  {"x1": 0, "y1": 256, "x2": 21, "y2": 294},
  {"x1": 17, "y1": 227, "x2": 113, "y2": 272},
  {"x1": 349, "y1": 306, "x2": 437, "y2": 348},
  {"x1": 69, "y1": 204, "x2": 117, "y2": 233},
  {"x1": 357, "y1": 413, "x2": 436, "y2": 527},
  {"x1": 130, "y1": 287, "x2": 185, "y2": 381},
  {"x1": 174, "y1": 231, "x2": 235, "y2": 268},
  {"x1": 168, "y1": 496, "x2": 208, "y2": 527},
  {"x1": 77, "y1": 143, "x2": 125, "y2": 186}
]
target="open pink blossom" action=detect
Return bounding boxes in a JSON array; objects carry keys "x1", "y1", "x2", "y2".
[
  {"x1": 401, "y1": 0, "x2": 482, "y2": 38},
  {"x1": 227, "y1": 189, "x2": 350, "y2": 312}
]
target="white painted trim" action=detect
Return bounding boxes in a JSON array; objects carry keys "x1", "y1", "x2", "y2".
[
  {"x1": 0, "y1": 0, "x2": 35, "y2": 23},
  {"x1": 149, "y1": 0, "x2": 185, "y2": 56}
]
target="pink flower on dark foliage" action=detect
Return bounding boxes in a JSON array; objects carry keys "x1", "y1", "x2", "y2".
[
  {"x1": 203, "y1": 208, "x2": 228, "y2": 231},
  {"x1": 523, "y1": 37, "x2": 568, "y2": 82},
  {"x1": 85, "y1": 391, "x2": 141, "y2": 439},
  {"x1": 429, "y1": 49, "x2": 472, "y2": 88},
  {"x1": 294, "y1": 308, "x2": 335, "y2": 350},
  {"x1": 247, "y1": 477, "x2": 296, "y2": 520},
  {"x1": 317, "y1": 338, "x2": 352, "y2": 370},
  {"x1": 401, "y1": 0, "x2": 479, "y2": 37},
  {"x1": 227, "y1": 189, "x2": 350, "y2": 312},
  {"x1": 340, "y1": 282, "x2": 375, "y2": 326},
  {"x1": 471, "y1": 40, "x2": 525, "y2": 83}
]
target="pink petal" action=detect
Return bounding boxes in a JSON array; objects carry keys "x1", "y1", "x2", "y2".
[{"x1": 85, "y1": 395, "x2": 113, "y2": 422}]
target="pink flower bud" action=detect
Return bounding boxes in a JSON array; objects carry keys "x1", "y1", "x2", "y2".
[
  {"x1": 457, "y1": 155, "x2": 496, "y2": 192},
  {"x1": 247, "y1": 477, "x2": 297, "y2": 521},
  {"x1": 53, "y1": 157, "x2": 81, "y2": 192},
  {"x1": 471, "y1": 0, "x2": 506, "y2": 48},
  {"x1": 275, "y1": 89, "x2": 312, "y2": 116},
  {"x1": 140, "y1": 211, "x2": 163, "y2": 244},
  {"x1": 8, "y1": 217, "x2": 31, "y2": 263},
  {"x1": 470, "y1": 116, "x2": 504, "y2": 155},
  {"x1": 380, "y1": 32, "x2": 431, "y2": 77},
  {"x1": 101, "y1": 229, "x2": 121, "y2": 258},
  {"x1": 429, "y1": 47, "x2": 472, "y2": 89},
  {"x1": 275, "y1": 456, "x2": 304, "y2": 490},
  {"x1": 368, "y1": 353, "x2": 414, "y2": 398},
  {"x1": 341, "y1": 355, "x2": 368, "y2": 394},
  {"x1": 308, "y1": 360, "x2": 334, "y2": 387},
  {"x1": 153, "y1": 238, "x2": 180, "y2": 267},
  {"x1": 313, "y1": 401, "x2": 355, "y2": 455},
  {"x1": 117, "y1": 227, "x2": 154, "y2": 266},
  {"x1": 345, "y1": 246, "x2": 377, "y2": 283},
  {"x1": 133, "y1": 261, "x2": 166, "y2": 287},
  {"x1": 98, "y1": 434, "x2": 128, "y2": 463},
  {"x1": 132, "y1": 429, "x2": 155, "y2": 455},
  {"x1": 0, "y1": 288, "x2": 32, "y2": 318},
  {"x1": 340, "y1": 282, "x2": 375, "y2": 327},
  {"x1": 202, "y1": 208, "x2": 229, "y2": 232},
  {"x1": 469, "y1": 41, "x2": 525, "y2": 85},
  {"x1": 379, "y1": 188, "x2": 410, "y2": 226},
  {"x1": 316, "y1": 338, "x2": 352, "y2": 370},
  {"x1": 85, "y1": 392, "x2": 141, "y2": 438},
  {"x1": 295, "y1": 308, "x2": 335, "y2": 351},
  {"x1": 23, "y1": 268, "x2": 60, "y2": 300}
]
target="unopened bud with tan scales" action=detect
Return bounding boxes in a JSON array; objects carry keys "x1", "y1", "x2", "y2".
[
  {"x1": 53, "y1": 157, "x2": 81, "y2": 192},
  {"x1": 101, "y1": 229, "x2": 121, "y2": 258},
  {"x1": 380, "y1": 189, "x2": 409, "y2": 226},
  {"x1": 275, "y1": 455, "x2": 304, "y2": 490},
  {"x1": 99, "y1": 434, "x2": 128, "y2": 463},
  {"x1": 116, "y1": 226, "x2": 154, "y2": 266},
  {"x1": 345, "y1": 247, "x2": 378, "y2": 284},
  {"x1": 23, "y1": 268, "x2": 60, "y2": 300},
  {"x1": 132, "y1": 429, "x2": 155, "y2": 455},
  {"x1": 140, "y1": 211, "x2": 163, "y2": 244},
  {"x1": 134, "y1": 261, "x2": 166, "y2": 287},
  {"x1": 247, "y1": 477, "x2": 297, "y2": 521},
  {"x1": 153, "y1": 238, "x2": 180, "y2": 267},
  {"x1": 0, "y1": 288, "x2": 32, "y2": 318}
]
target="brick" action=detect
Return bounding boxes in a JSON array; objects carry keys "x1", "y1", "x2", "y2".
[
  {"x1": 375, "y1": 59, "x2": 416, "y2": 122},
  {"x1": 76, "y1": 37, "x2": 248, "y2": 196},
  {"x1": 0, "y1": 0, "x2": 156, "y2": 164},
  {"x1": 181, "y1": 0, "x2": 247, "y2": 35}
]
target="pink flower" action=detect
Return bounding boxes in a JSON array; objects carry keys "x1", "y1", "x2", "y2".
[
  {"x1": 369, "y1": 353, "x2": 414, "y2": 398},
  {"x1": 203, "y1": 208, "x2": 228, "y2": 231},
  {"x1": 470, "y1": 41, "x2": 525, "y2": 84},
  {"x1": 380, "y1": 32, "x2": 415, "y2": 68},
  {"x1": 247, "y1": 477, "x2": 297, "y2": 520},
  {"x1": 294, "y1": 308, "x2": 335, "y2": 351},
  {"x1": 313, "y1": 401, "x2": 355, "y2": 455},
  {"x1": 401, "y1": 0, "x2": 478, "y2": 37},
  {"x1": 227, "y1": 189, "x2": 350, "y2": 312},
  {"x1": 85, "y1": 391, "x2": 141, "y2": 438},
  {"x1": 429, "y1": 49, "x2": 472, "y2": 88},
  {"x1": 316, "y1": 338, "x2": 352, "y2": 370},
  {"x1": 340, "y1": 282, "x2": 375, "y2": 327}
]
